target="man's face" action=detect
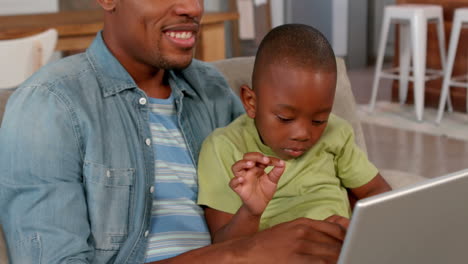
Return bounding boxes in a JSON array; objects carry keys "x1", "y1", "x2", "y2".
[
  {"x1": 107, "y1": 0, "x2": 203, "y2": 70},
  {"x1": 250, "y1": 65, "x2": 336, "y2": 160}
]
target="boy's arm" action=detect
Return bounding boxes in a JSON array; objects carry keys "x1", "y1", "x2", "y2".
[
  {"x1": 350, "y1": 173, "x2": 392, "y2": 200},
  {"x1": 205, "y1": 153, "x2": 285, "y2": 243},
  {"x1": 204, "y1": 165, "x2": 263, "y2": 244},
  {"x1": 204, "y1": 205, "x2": 261, "y2": 243}
]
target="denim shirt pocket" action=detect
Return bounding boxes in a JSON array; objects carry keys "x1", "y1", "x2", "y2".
[
  {"x1": 83, "y1": 161, "x2": 135, "y2": 251},
  {"x1": 11, "y1": 234, "x2": 42, "y2": 264}
]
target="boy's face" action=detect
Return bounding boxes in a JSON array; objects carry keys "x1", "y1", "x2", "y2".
[{"x1": 242, "y1": 64, "x2": 336, "y2": 160}]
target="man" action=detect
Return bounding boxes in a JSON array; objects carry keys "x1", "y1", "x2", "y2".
[{"x1": 0, "y1": 0, "x2": 347, "y2": 263}]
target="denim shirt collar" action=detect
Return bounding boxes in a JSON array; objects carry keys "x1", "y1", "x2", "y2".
[
  {"x1": 86, "y1": 32, "x2": 136, "y2": 97},
  {"x1": 86, "y1": 31, "x2": 196, "y2": 98}
]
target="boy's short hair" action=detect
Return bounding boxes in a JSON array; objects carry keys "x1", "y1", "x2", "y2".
[{"x1": 253, "y1": 24, "x2": 337, "y2": 83}]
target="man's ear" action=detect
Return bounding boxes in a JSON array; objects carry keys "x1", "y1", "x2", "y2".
[
  {"x1": 96, "y1": 0, "x2": 117, "y2": 11},
  {"x1": 240, "y1": 85, "x2": 256, "y2": 118}
]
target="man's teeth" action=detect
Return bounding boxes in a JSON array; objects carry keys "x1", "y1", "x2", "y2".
[{"x1": 166, "y1": 31, "x2": 193, "y2": 39}]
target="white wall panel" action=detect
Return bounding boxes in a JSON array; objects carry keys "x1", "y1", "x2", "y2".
[
  {"x1": 0, "y1": 0, "x2": 58, "y2": 15},
  {"x1": 332, "y1": 0, "x2": 348, "y2": 57}
]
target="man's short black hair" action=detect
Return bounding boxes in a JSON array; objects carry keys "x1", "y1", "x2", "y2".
[{"x1": 253, "y1": 23, "x2": 337, "y2": 81}]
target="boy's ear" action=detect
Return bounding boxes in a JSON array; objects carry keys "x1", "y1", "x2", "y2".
[
  {"x1": 96, "y1": 0, "x2": 117, "y2": 11},
  {"x1": 240, "y1": 84, "x2": 256, "y2": 118}
]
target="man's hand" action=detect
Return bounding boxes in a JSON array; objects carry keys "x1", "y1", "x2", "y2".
[
  {"x1": 325, "y1": 214, "x2": 350, "y2": 231},
  {"x1": 237, "y1": 217, "x2": 347, "y2": 264},
  {"x1": 230, "y1": 152, "x2": 285, "y2": 215},
  {"x1": 160, "y1": 217, "x2": 347, "y2": 264}
]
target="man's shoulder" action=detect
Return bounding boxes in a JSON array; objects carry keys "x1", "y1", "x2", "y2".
[
  {"x1": 186, "y1": 59, "x2": 221, "y2": 75},
  {"x1": 10, "y1": 53, "x2": 97, "y2": 112},
  {"x1": 180, "y1": 59, "x2": 230, "y2": 91},
  {"x1": 21, "y1": 53, "x2": 92, "y2": 92}
]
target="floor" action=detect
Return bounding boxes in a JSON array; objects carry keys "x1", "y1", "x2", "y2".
[{"x1": 347, "y1": 64, "x2": 468, "y2": 179}]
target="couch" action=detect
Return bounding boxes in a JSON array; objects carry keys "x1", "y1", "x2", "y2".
[
  {"x1": 0, "y1": 90, "x2": 10, "y2": 263},
  {"x1": 0, "y1": 89, "x2": 13, "y2": 126},
  {"x1": 0, "y1": 56, "x2": 422, "y2": 264}
]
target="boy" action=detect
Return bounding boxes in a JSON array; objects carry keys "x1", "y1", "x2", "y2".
[{"x1": 197, "y1": 24, "x2": 392, "y2": 243}]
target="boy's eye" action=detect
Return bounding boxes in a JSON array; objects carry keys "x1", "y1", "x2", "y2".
[
  {"x1": 276, "y1": 115, "x2": 293, "y2": 122},
  {"x1": 312, "y1": 120, "x2": 327, "y2": 126}
]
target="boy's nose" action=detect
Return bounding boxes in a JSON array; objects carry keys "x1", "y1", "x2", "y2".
[
  {"x1": 290, "y1": 125, "x2": 310, "y2": 142},
  {"x1": 174, "y1": 0, "x2": 204, "y2": 20}
]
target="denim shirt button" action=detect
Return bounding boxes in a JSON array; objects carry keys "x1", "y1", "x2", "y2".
[
  {"x1": 149, "y1": 186, "x2": 154, "y2": 193},
  {"x1": 144, "y1": 230, "x2": 149, "y2": 238},
  {"x1": 139, "y1": 97, "x2": 147, "y2": 105},
  {"x1": 145, "y1": 138, "x2": 151, "y2": 146}
]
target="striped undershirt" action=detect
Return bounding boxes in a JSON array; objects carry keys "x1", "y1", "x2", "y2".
[{"x1": 144, "y1": 95, "x2": 211, "y2": 262}]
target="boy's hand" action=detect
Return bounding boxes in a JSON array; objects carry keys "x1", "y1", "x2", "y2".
[{"x1": 230, "y1": 152, "x2": 285, "y2": 216}]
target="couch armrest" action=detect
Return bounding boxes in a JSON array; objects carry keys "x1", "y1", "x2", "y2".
[
  {"x1": 0, "y1": 89, "x2": 15, "y2": 126},
  {"x1": 333, "y1": 57, "x2": 367, "y2": 153},
  {"x1": 0, "y1": 224, "x2": 8, "y2": 264}
]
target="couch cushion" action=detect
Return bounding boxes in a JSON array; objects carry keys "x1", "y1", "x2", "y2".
[
  {"x1": 0, "y1": 89, "x2": 15, "y2": 125},
  {"x1": 0, "y1": 224, "x2": 7, "y2": 264},
  {"x1": 210, "y1": 56, "x2": 254, "y2": 96}
]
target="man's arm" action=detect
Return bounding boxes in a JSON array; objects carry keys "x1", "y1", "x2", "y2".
[
  {"x1": 150, "y1": 217, "x2": 346, "y2": 264},
  {"x1": 0, "y1": 88, "x2": 93, "y2": 263}
]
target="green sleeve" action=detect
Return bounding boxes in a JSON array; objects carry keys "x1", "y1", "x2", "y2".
[
  {"x1": 197, "y1": 132, "x2": 243, "y2": 214},
  {"x1": 335, "y1": 123, "x2": 379, "y2": 188}
]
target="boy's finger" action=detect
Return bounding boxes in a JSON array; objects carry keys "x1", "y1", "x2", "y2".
[
  {"x1": 232, "y1": 153, "x2": 285, "y2": 175},
  {"x1": 229, "y1": 176, "x2": 244, "y2": 189},
  {"x1": 243, "y1": 153, "x2": 286, "y2": 168},
  {"x1": 231, "y1": 159, "x2": 256, "y2": 174},
  {"x1": 243, "y1": 152, "x2": 271, "y2": 166},
  {"x1": 267, "y1": 161, "x2": 286, "y2": 183},
  {"x1": 267, "y1": 156, "x2": 285, "y2": 167}
]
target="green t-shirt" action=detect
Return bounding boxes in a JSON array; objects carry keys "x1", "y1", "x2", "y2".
[{"x1": 197, "y1": 114, "x2": 378, "y2": 230}]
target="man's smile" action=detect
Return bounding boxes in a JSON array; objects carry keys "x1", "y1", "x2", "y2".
[{"x1": 163, "y1": 23, "x2": 199, "y2": 49}]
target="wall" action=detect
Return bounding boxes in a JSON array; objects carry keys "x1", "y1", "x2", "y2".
[
  {"x1": 285, "y1": 0, "x2": 348, "y2": 57},
  {"x1": 0, "y1": 0, "x2": 58, "y2": 15},
  {"x1": 204, "y1": 0, "x2": 228, "y2": 12},
  {"x1": 286, "y1": 0, "x2": 333, "y2": 44},
  {"x1": 270, "y1": 0, "x2": 285, "y2": 28},
  {"x1": 369, "y1": 0, "x2": 396, "y2": 59},
  {"x1": 347, "y1": 0, "x2": 368, "y2": 68},
  {"x1": 332, "y1": 0, "x2": 348, "y2": 58}
]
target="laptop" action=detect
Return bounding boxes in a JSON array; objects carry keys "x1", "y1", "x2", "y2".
[{"x1": 338, "y1": 168, "x2": 468, "y2": 264}]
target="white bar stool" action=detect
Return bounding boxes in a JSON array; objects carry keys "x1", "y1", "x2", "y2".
[
  {"x1": 436, "y1": 7, "x2": 468, "y2": 124},
  {"x1": 369, "y1": 4, "x2": 447, "y2": 121}
]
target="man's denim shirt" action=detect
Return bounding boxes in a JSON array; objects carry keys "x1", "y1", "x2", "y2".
[{"x1": 0, "y1": 33, "x2": 244, "y2": 263}]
